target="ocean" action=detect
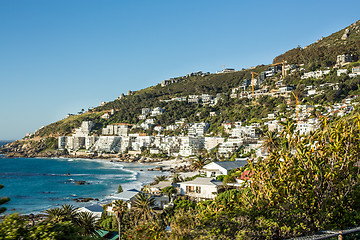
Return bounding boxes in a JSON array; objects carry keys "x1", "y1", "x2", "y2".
[{"x1": 0, "y1": 142, "x2": 163, "y2": 215}]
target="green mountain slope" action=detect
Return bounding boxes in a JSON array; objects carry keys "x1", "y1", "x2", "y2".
[{"x1": 273, "y1": 20, "x2": 360, "y2": 67}]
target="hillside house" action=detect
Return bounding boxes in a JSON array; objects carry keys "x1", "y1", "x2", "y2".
[
  {"x1": 336, "y1": 54, "x2": 353, "y2": 67},
  {"x1": 218, "y1": 138, "x2": 243, "y2": 156},
  {"x1": 353, "y1": 66, "x2": 360, "y2": 74},
  {"x1": 102, "y1": 123, "x2": 131, "y2": 136},
  {"x1": 107, "y1": 189, "x2": 141, "y2": 211},
  {"x1": 154, "y1": 125, "x2": 164, "y2": 132},
  {"x1": 337, "y1": 69, "x2": 348, "y2": 76},
  {"x1": 188, "y1": 95, "x2": 200, "y2": 103},
  {"x1": 179, "y1": 177, "x2": 222, "y2": 200},
  {"x1": 203, "y1": 161, "x2": 248, "y2": 178},
  {"x1": 101, "y1": 113, "x2": 111, "y2": 119},
  {"x1": 278, "y1": 86, "x2": 294, "y2": 93},
  {"x1": 78, "y1": 205, "x2": 103, "y2": 220},
  {"x1": 151, "y1": 107, "x2": 165, "y2": 117}
]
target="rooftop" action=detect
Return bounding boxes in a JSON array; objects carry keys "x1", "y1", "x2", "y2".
[
  {"x1": 205, "y1": 160, "x2": 248, "y2": 171},
  {"x1": 180, "y1": 177, "x2": 223, "y2": 186}
]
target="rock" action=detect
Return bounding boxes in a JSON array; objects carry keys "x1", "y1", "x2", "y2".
[{"x1": 73, "y1": 197, "x2": 99, "y2": 203}]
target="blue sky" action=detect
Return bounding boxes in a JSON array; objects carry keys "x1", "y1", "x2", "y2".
[{"x1": 1, "y1": 0, "x2": 359, "y2": 140}]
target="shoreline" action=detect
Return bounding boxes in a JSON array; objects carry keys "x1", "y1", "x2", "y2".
[
  {"x1": 0, "y1": 156, "x2": 197, "y2": 216},
  {"x1": 0, "y1": 157, "x2": 165, "y2": 215}
]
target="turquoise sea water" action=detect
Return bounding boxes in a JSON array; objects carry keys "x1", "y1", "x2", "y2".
[{"x1": 0, "y1": 152, "x2": 162, "y2": 214}]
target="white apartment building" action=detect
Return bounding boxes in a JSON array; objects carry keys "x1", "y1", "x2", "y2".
[
  {"x1": 142, "y1": 108, "x2": 152, "y2": 115},
  {"x1": 73, "y1": 121, "x2": 93, "y2": 137},
  {"x1": 151, "y1": 107, "x2": 165, "y2": 117},
  {"x1": 296, "y1": 118, "x2": 320, "y2": 136},
  {"x1": 218, "y1": 138, "x2": 243, "y2": 156},
  {"x1": 179, "y1": 136, "x2": 204, "y2": 156},
  {"x1": 301, "y1": 70, "x2": 330, "y2": 79},
  {"x1": 85, "y1": 136, "x2": 97, "y2": 150},
  {"x1": 91, "y1": 136, "x2": 121, "y2": 153},
  {"x1": 102, "y1": 124, "x2": 131, "y2": 136},
  {"x1": 204, "y1": 137, "x2": 225, "y2": 151},
  {"x1": 188, "y1": 123, "x2": 210, "y2": 136}
]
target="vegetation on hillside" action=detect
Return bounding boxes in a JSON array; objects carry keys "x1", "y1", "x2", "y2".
[{"x1": 274, "y1": 20, "x2": 360, "y2": 68}]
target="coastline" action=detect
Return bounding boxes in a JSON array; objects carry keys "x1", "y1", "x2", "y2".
[
  {"x1": 0, "y1": 157, "x2": 169, "y2": 215},
  {"x1": 0, "y1": 141, "x2": 198, "y2": 214}
]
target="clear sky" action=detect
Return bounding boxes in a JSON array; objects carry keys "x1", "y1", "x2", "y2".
[{"x1": 1, "y1": 0, "x2": 359, "y2": 140}]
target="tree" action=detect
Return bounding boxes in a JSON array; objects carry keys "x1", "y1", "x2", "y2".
[
  {"x1": 112, "y1": 200, "x2": 127, "y2": 240},
  {"x1": 0, "y1": 214, "x2": 28, "y2": 239},
  {"x1": 61, "y1": 204, "x2": 79, "y2": 224},
  {"x1": 29, "y1": 220, "x2": 83, "y2": 240},
  {"x1": 153, "y1": 175, "x2": 167, "y2": 184},
  {"x1": 132, "y1": 193, "x2": 155, "y2": 223},
  {"x1": 77, "y1": 212, "x2": 99, "y2": 237},
  {"x1": 44, "y1": 204, "x2": 79, "y2": 223},
  {"x1": 242, "y1": 115, "x2": 360, "y2": 238},
  {"x1": 0, "y1": 184, "x2": 10, "y2": 214},
  {"x1": 192, "y1": 155, "x2": 206, "y2": 172},
  {"x1": 261, "y1": 130, "x2": 280, "y2": 153},
  {"x1": 43, "y1": 204, "x2": 98, "y2": 238},
  {"x1": 44, "y1": 207, "x2": 66, "y2": 222},
  {"x1": 117, "y1": 184, "x2": 123, "y2": 194},
  {"x1": 279, "y1": 103, "x2": 287, "y2": 113},
  {"x1": 0, "y1": 213, "x2": 84, "y2": 240}
]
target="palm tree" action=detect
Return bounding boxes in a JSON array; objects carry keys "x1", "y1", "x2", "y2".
[
  {"x1": 154, "y1": 175, "x2": 167, "y2": 184},
  {"x1": 60, "y1": 204, "x2": 79, "y2": 223},
  {"x1": 261, "y1": 130, "x2": 279, "y2": 153},
  {"x1": 77, "y1": 211, "x2": 99, "y2": 237},
  {"x1": 192, "y1": 155, "x2": 206, "y2": 173},
  {"x1": 132, "y1": 193, "x2": 155, "y2": 223},
  {"x1": 112, "y1": 200, "x2": 128, "y2": 240},
  {"x1": 44, "y1": 207, "x2": 65, "y2": 222}
]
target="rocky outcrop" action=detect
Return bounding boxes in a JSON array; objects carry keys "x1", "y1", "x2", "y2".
[{"x1": 0, "y1": 140, "x2": 64, "y2": 158}]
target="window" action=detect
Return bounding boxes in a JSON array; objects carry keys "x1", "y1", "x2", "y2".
[{"x1": 186, "y1": 186, "x2": 200, "y2": 193}]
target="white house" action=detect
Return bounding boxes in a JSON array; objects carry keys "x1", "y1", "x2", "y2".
[
  {"x1": 78, "y1": 204, "x2": 103, "y2": 220},
  {"x1": 106, "y1": 189, "x2": 141, "y2": 211},
  {"x1": 151, "y1": 107, "x2": 165, "y2": 116},
  {"x1": 337, "y1": 69, "x2": 348, "y2": 76},
  {"x1": 154, "y1": 125, "x2": 164, "y2": 132},
  {"x1": 203, "y1": 161, "x2": 248, "y2": 178},
  {"x1": 179, "y1": 177, "x2": 222, "y2": 200}
]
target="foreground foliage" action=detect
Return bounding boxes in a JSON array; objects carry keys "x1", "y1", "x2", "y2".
[
  {"x1": 0, "y1": 205, "x2": 99, "y2": 240},
  {"x1": 110, "y1": 115, "x2": 360, "y2": 239}
]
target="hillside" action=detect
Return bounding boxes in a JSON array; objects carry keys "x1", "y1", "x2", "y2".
[
  {"x1": 34, "y1": 65, "x2": 269, "y2": 138},
  {"x1": 273, "y1": 20, "x2": 360, "y2": 68}
]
